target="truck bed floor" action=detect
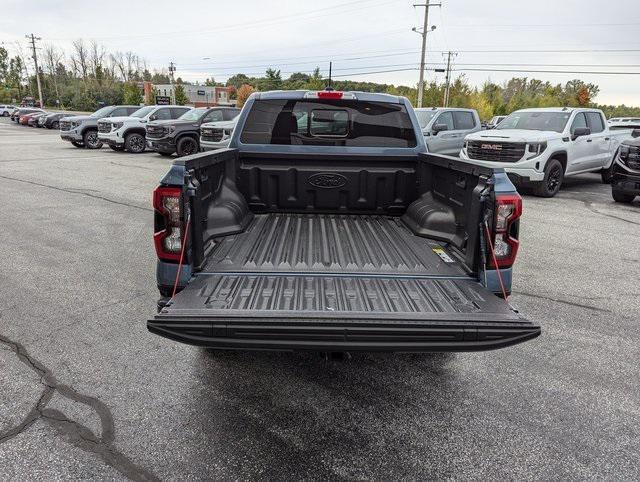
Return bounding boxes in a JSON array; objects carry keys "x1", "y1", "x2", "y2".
[{"x1": 202, "y1": 213, "x2": 466, "y2": 276}]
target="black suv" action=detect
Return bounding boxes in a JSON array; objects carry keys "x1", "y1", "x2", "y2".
[
  {"x1": 146, "y1": 107, "x2": 239, "y2": 157},
  {"x1": 611, "y1": 130, "x2": 640, "y2": 204}
]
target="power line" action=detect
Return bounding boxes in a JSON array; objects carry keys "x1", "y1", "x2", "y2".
[
  {"x1": 46, "y1": 0, "x2": 392, "y2": 41},
  {"x1": 452, "y1": 67, "x2": 640, "y2": 75}
]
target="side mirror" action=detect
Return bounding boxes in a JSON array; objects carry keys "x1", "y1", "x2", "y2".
[
  {"x1": 432, "y1": 123, "x2": 448, "y2": 135},
  {"x1": 572, "y1": 126, "x2": 591, "y2": 140},
  {"x1": 632, "y1": 128, "x2": 640, "y2": 138}
]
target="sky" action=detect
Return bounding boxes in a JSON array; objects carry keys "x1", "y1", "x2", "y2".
[{"x1": 1, "y1": 0, "x2": 639, "y2": 105}]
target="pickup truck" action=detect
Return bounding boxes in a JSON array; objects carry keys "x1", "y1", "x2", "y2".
[
  {"x1": 59, "y1": 105, "x2": 141, "y2": 149},
  {"x1": 610, "y1": 130, "x2": 640, "y2": 203},
  {"x1": 460, "y1": 107, "x2": 632, "y2": 197},
  {"x1": 200, "y1": 114, "x2": 240, "y2": 151},
  {"x1": 146, "y1": 107, "x2": 240, "y2": 157},
  {"x1": 148, "y1": 90, "x2": 540, "y2": 352},
  {"x1": 414, "y1": 107, "x2": 481, "y2": 156},
  {"x1": 97, "y1": 105, "x2": 190, "y2": 153}
]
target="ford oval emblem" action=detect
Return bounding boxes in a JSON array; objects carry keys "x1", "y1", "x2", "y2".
[{"x1": 308, "y1": 173, "x2": 348, "y2": 189}]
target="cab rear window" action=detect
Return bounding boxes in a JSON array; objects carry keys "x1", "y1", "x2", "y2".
[{"x1": 240, "y1": 99, "x2": 417, "y2": 147}]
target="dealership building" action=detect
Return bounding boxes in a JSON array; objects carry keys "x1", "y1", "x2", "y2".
[{"x1": 150, "y1": 83, "x2": 235, "y2": 107}]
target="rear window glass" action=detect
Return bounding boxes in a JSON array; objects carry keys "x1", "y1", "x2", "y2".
[{"x1": 240, "y1": 99, "x2": 417, "y2": 147}]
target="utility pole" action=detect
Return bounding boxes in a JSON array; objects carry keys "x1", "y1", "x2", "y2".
[
  {"x1": 25, "y1": 34, "x2": 44, "y2": 108},
  {"x1": 168, "y1": 61, "x2": 176, "y2": 104},
  {"x1": 442, "y1": 51, "x2": 457, "y2": 107},
  {"x1": 413, "y1": 1, "x2": 440, "y2": 108}
]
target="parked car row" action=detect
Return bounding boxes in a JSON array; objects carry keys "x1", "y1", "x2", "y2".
[
  {"x1": 6, "y1": 106, "x2": 73, "y2": 130},
  {"x1": 55, "y1": 104, "x2": 241, "y2": 155}
]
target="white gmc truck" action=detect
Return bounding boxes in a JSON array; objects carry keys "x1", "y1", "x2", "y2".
[
  {"x1": 97, "y1": 105, "x2": 190, "y2": 153},
  {"x1": 460, "y1": 107, "x2": 632, "y2": 197}
]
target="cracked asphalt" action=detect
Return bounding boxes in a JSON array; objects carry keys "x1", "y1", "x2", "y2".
[{"x1": 0, "y1": 117, "x2": 639, "y2": 480}]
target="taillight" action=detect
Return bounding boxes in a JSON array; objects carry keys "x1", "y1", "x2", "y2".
[
  {"x1": 304, "y1": 91, "x2": 356, "y2": 100},
  {"x1": 153, "y1": 186, "x2": 183, "y2": 261},
  {"x1": 491, "y1": 194, "x2": 522, "y2": 268}
]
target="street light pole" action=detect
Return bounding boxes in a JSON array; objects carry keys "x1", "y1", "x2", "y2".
[{"x1": 413, "y1": 2, "x2": 440, "y2": 108}]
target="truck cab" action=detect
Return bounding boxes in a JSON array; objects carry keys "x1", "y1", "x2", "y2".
[
  {"x1": 148, "y1": 90, "x2": 539, "y2": 353},
  {"x1": 414, "y1": 107, "x2": 481, "y2": 156},
  {"x1": 97, "y1": 105, "x2": 190, "y2": 153},
  {"x1": 461, "y1": 107, "x2": 634, "y2": 197}
]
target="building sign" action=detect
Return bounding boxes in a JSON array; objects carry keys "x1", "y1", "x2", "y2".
[
  {"x1": 197, "y1": 90, "x2": 206, "y2": 96},
  {"x1": 156, "y1": 96, "x2": 171, "y2": 105}
]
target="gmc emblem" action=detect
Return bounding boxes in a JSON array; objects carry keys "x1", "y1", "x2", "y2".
[{"x1": 481, "y1": 143, "x2": 502, "y2": 150}]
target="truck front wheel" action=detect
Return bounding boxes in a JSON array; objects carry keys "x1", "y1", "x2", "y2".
[
  {"x1": 176, "y1": 137, "x2": 198, "y2": 157},
  {"x1": 533, "y1": 159, "x2": 564, "y2": 197},
  {"x1": 83, "y1": 130, "x2": 103, "y2": 149},
  {"x1": 125, "y1": 133, "x2": 146, "y2": 153},
  {"x1": 612, "y1": 190, "x2": 635, "y2": 203}
]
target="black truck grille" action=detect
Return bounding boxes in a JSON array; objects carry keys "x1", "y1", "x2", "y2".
[
  {"x1": 467, "y1": 140, "x2": 526, "y2": 162},
  {"x1": 627, "y1": 149, "x2": 640, "y2": 170},
  {"x1": 98, "y1": 121, "x2": 111, "y2": 133},
  {"x1": 201, "y1": 128, "x2": 224, "y2": 142},
  {"x1": 146, "y1": 125, "x2": 166, "y2": 139},
  {"x1": 59, "y1": 120, "x2": 71, "y2": 131}
]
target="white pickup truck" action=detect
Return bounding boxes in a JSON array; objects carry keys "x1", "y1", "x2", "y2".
[
  {"x1": 97, "y1": 105, "x2": 190, "y2": 153},
  {"x1": 460, "y1": 107, "x2": 632, "y2": 197}
]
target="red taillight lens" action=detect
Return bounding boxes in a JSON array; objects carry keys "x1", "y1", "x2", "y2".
[
  {"x1": 317, "y1": 91, "x2": 343, "y2": 99},
  {"x1": 153, "y1": 186, "x2": 183, "y2": 261},
  {"x1": 491, "y1": 194, "x2": 522, "y2": 268}
]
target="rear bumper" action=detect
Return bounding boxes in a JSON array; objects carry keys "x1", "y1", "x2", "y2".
[{"x1": 147, "y1": 318, "x2": 541, "y2": 352}]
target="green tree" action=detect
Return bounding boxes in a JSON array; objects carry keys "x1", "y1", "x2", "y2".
[
  {"x1": 0, "y1": 47, "x2": 8, "y2": 84},
  {"x1": 226, "y1": 73, "x2": 252, "y2": 89},
  {"x1": 123, "y1": 82, "x2": 142, "y2": 105},
  {"x1": 304, "y1": 68, "x2": 324, "y2": 90},
  {"x1": 174, "y1": 81, "x2": 188, "y2": 105},
  {"x1": 259, "y1": 68, "x2": 282, "y2": 91}
]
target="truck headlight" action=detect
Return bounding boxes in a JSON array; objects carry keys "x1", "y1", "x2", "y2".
[
  {"x1": 619, "y1": 145, "x2": 640, "y2": 170},
  {"x1": 112, "y1": 122, "x2": 123, "y2": 130},
  {"x1": 527, "y1": 141, "x2": 547, "y2": 159},
  {"x1": 71, "y1": 121, "x2": 81, "y2": 128}
]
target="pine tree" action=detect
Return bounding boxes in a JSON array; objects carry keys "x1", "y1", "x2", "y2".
[{"x1": 174, "y1": 82, "x2": 188, "y2": 105}]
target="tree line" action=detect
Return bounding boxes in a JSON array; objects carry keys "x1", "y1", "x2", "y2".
[{"x1": 1, "y1": 42, "x2": 639, "y2": 119}]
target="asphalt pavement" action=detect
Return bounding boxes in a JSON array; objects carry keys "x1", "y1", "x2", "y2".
[{"x1": 0, "y1": 117, "x2": 638, "y2": 480}]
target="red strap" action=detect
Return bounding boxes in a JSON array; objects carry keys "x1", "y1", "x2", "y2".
[
  {"x1": 171, "y1": 214, "x2": 191, "y2": 299},
  {"x1": 484, "y1": 222, "x2": 509, "y2": 300}
]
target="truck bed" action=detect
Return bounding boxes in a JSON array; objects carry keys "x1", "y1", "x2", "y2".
[
  {"x1": 151, "y1": 213, "x2": 539, "y2": 351},
  {"x1": 201, "y1": 213, "x2": 467, "y2": 276}
]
